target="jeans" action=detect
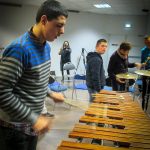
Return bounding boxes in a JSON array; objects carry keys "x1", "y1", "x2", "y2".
[
  {"x1": 61, "y1": 69, "x2": 70, "y2": 80},
  {"x1": 0, "y1": 126, "x2": 38, "y2": 150},
  {"x1": 87, "y1": 87, "x2": 98, "y2": 103}
]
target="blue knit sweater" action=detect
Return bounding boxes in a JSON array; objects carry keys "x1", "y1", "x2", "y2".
[
  {"x1": 141, "y1": 46, "x2": 150, "y2": 69},
  {"x1": 0, "y1": 31, "x2": 51, "y2": 128}
]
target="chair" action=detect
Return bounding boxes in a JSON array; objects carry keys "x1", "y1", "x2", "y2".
[
  {"x1": 50, "y1": 70, "x2": 56, "y2": 80},
  {"x1": 63, "y1": 62, "x2": 76, "y2": 82},
  {"x1": 48, "y1": 81, "x2": 67, "y2": 92},
  {"x1": 103, "y1": 86, "x2": 112, "y2": 91},
  {"x1": 48, "y1": 74, "x2": 68, "y2": 110},
  {"x1": 49, "y1": 71, "x2": 67, "y2": 92},
  {"x1": 72, "y1": 74, "x2": 88, "y2": 99}
]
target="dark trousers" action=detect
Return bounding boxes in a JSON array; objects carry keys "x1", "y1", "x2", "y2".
[
  {"x1": 87, "y1": 87, "x2": 104, "y2": 103},
  {"x1": 87, "y1": 87, "x2": 98, "y2": 103},
  {"x1": 61, "y1": 69, "x2": 70, "y2": 80},
  {"x1": 111, "y1": 79, "x2": 125, "y2": 91},
  {"x1": 111, "y1": 79, "x2": 134, "y2": 91},
  {"x1": 142, "y1": 76, "x2": 150, "y2": 110},
  {"x1": 0, "y1": 126, "x2": 38, "y2": 150}
]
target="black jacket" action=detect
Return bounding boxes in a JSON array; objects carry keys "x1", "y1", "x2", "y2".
[
  {"x1": 108, "y1": 51, "x2": 135, "y2": 80},
  {"x1": 60, "y1": 48, "x2": 71, "y2": 64},
  {"x1": 86, "y1": 52, "x2": 106, "y2": 92}
]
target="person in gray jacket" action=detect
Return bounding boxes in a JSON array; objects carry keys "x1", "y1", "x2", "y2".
[{"x1": 86, "y1": 39, "x2": 108, "y2": 102}]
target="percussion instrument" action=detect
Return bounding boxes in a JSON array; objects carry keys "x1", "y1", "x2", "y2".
[
  {"x1": 116, "y1": 73, "x2": 138, "y2": 79},
  {"x1": 116, "y1": 73, "x2": 137, "y2": 92},
  {"x1": 135, "y1": 70, "x2": 150, "y2": 111},
  {"x1": 99, "y1": 89, "x2": 117, "y2": 95},
  {"x1": 58, "y1": 93, "x2": 150, "y2": 150},
  {"x1": 135, "y1": 70, "x2": 150, "y2": 77}
]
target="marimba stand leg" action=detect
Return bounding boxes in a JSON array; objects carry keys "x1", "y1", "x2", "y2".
[
  {"x1": 144, "y1": 78, "x2": 150, "y2": 111},
  {"x1": 125, "y1": 79, "x2": 129, "y2": 92}
]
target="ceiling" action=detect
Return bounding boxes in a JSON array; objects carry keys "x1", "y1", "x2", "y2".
[{"x1": 0, "y1": 0, "x2": 150, "y2": 15}]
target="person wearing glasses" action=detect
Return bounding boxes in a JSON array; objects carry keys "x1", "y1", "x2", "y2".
[{"x1": 107, "y1": 42, "x2": 141, "y2": 91}]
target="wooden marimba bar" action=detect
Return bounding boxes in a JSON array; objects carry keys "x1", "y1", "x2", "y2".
[{"x1": 57, "y1": 91, "x2": 150, "y2": 150}]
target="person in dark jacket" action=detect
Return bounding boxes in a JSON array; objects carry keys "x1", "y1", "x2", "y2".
[
  {"x1": 108, "y1": 42, "x2": 141, "y2": 91},
  {"x1": 86, "y1": 39, "x2": 108, "y2": 102},
  {"x1": 59, "y1": 41, "x2": 71, "y2": 81},
  {"x1": 141, "y1": 35, "x2": 150, "y2": 110}
]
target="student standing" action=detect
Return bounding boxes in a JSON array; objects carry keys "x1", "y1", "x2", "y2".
[
  {"x1": 86, "y1": 39, "x2": 108, "y2": 102},
  {"x1": 0, "y1": 1, "x2": 68, "y2": 150}
]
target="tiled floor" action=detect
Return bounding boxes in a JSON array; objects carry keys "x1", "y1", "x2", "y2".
[{"x1": 37, "y1": 82, "x2": 150, "y2": 150}]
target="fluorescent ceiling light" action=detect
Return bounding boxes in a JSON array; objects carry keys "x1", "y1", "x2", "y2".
[
  {"x1": 94, "y1": 4, "x2": 111, "y2": 8},
  {"x1": 125, "y1": 23, "x2": 131, "y2": 28}
]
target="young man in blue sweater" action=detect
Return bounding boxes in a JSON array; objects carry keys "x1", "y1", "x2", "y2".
[
  {"x1": 141, "y1": 36, "x2": 150, "y2": 110},
  {"x1": 0, "y1": 0, "x2": 68, "y2": 150}
]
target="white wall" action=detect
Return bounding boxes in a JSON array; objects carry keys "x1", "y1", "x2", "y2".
[
  {"x1": 51, "y1": 13, "x2": 147, "y2": 76},
  {"x1": 147, "y1": 13, "x2": 150, "y2": 34},
  {"x1": 0, "y1": 5, "x2": 148, "y2": 76}
]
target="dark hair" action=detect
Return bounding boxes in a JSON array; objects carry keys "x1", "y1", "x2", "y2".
[
  {"x1": 36, "y1": 0, "x2": 68, "y2": 23},
  {"x1": 119, "y1": 42, "x2": 131, "y2": 51},
  {"x1": 63, "y1": 41, "x2": 70, "y2": 49},
  {"x1": 96, "y1": 39, "x2": 107, "y2": 46},
  {"x1": 144, "y1": 35, "x2": 150, "y2": 40}
]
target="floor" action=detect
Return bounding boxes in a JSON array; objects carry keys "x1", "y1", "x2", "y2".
[{"x1": 37, "y1": 80, "x2": 150, "y2": 150}]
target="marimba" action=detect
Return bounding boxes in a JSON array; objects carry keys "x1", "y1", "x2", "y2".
[{"x1": 57, "y1": 92, "x2": 150, "y2": 150}]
